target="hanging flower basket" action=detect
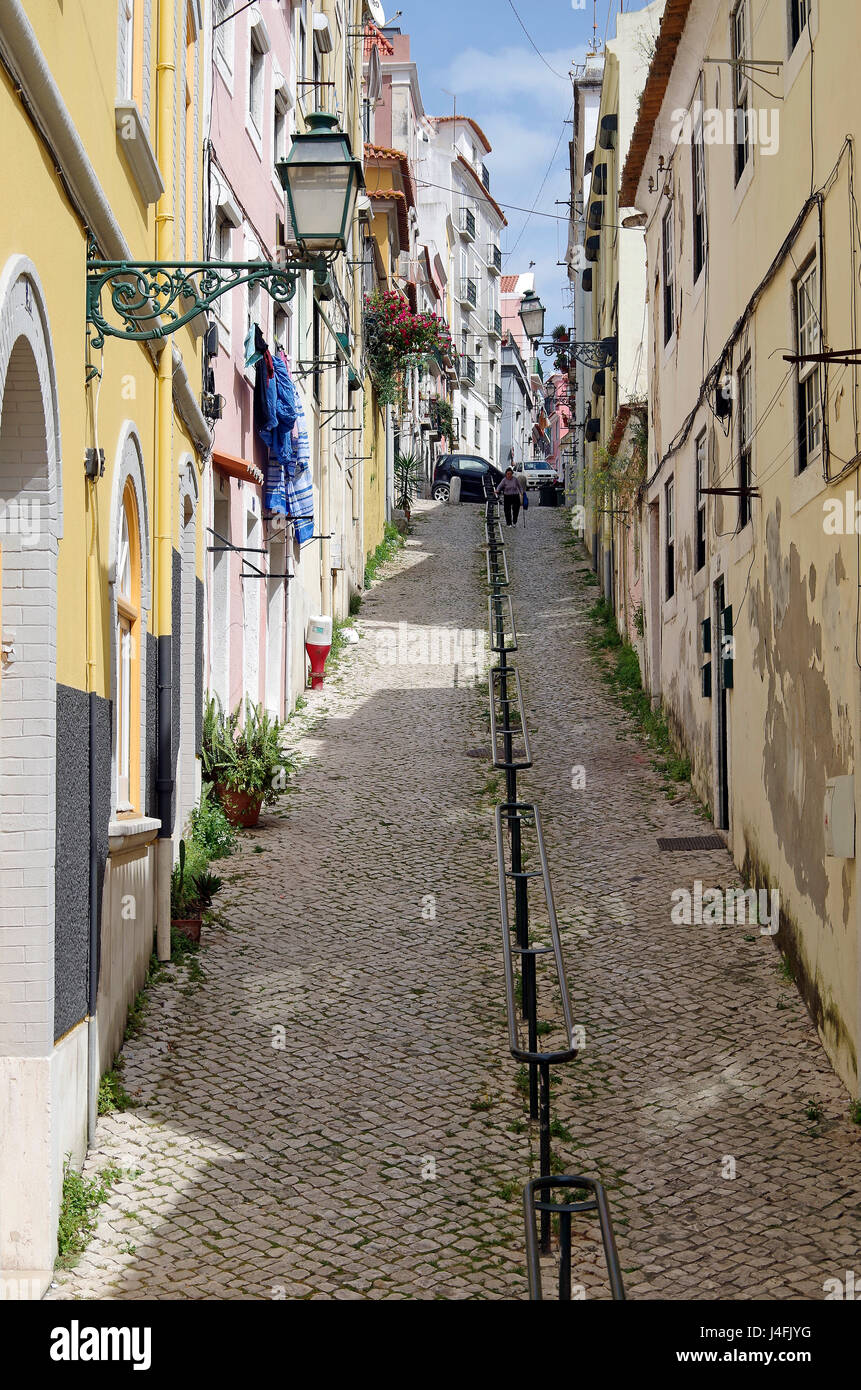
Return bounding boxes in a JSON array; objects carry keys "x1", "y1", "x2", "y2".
[{"x1": 363, "y1": 290, "x2": 452, "y2": 408}]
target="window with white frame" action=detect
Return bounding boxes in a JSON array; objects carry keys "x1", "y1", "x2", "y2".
[
  {"x1": 795, "y1": 261, "x2": 822, "y2": 472},
  {"x1": 474, "y1": 415, "x2": 481, "y2": 448},
  {"x1": 296, "y1": 4, "x2": 308, "y2": 96},
  {"x1": 789, "y1": 0, "x2": 809, "y2": 54},
  {"x1": 214, "y1": 213, "x2": 232, "y2": 332},
  {"x1": 249, "y1": 25, "x2": 265, "y2": 135},
  {"x1": 116, "y1": 481, "x2": 142, "y2": 813},
  {"x1": 738, "y1": 353, "x2": 753, "y2": 526},
  {"x1": 214, "y1": 0, "x2": 234, "y2": 77},
  {"x1": 692, "y1": 95, "x2": 707, "y2": 282},
  {"x1": 120, "y1": 0, "x2": 135, "y2": 101},
  {"x1": 732, "y1": 0, "x2": 751, "y2": 183},
  {"x1": 695, "y1": 431, "x2": 707, "y2": 571},
  {"x1": 248, "y1": 276, "x2": 263, "y2": 344},
  {"x1": 274, "y1": 87, "x2": 290, "y2": 166},
  {"x1": 665, "y1": 477, "x2": 675, "y2": 600},
  {"x1": 662, "y1": 207, "x2": 675, "y2": 345},
  {"x1": 273, "y1": 305, "x2": 291, "y2": 355}
]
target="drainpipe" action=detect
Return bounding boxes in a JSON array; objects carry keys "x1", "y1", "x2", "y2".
[
  {"x1": 155, "y1": 0, "x2": 175, "y2": 960},
  {"x1": 86, "y1": 508, "x2": 99, "y2": 1142},
  {"x1": 320, "y1": 313, "x2": 332, "y2": 619}
]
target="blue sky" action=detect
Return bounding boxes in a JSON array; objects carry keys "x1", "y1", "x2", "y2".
[{"x1": 395, "y1": 0, "x2": 656, "y2": 330}]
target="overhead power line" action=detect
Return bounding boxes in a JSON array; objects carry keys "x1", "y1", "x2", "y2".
[{"x1": 506, "y1": 0, "x2": 570, "y2": 81}]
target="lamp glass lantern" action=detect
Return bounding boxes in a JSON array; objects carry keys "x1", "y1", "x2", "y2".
[
  {"x1": 519, "y1": 289, "x2": 546, "y2": 342},
  {"x1": 277, "y1": 112, "x2": 364, "y2": 254}
]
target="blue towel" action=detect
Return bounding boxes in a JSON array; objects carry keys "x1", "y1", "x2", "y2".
[{"x1": 286, "y1": 393, "x2": 314, "y2": 544}]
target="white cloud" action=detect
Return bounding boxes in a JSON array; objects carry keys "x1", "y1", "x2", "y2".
[{"x1": 432, "y1": 44, "x2": 584, "y2": 117}]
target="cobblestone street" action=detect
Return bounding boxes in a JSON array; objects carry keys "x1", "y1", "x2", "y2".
[{"x1": 49, "y1": 501, "x2": 861, "y2": 1301}]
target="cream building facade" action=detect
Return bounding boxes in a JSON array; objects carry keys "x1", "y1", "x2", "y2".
[{"x1": 622, "y1": 0, "x2": 861, "y2": 1092}]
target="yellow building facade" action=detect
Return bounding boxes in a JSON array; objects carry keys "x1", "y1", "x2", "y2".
[{"x1": 0, "y1": 0, "x2": 209, "y2": 1293}]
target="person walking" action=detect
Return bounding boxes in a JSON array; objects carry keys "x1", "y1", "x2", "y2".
[{"x1": 495, "y1": 466, "x2": 525, "y2": 527}]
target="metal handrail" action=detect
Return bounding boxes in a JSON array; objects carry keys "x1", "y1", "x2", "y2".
[
  {"x1": 485, "y1": 546, "x2": 509, "y2": 588},
  {"x1": 489, "y1": 667, "x2": 531, "y2": 771},
  {"x1": 488, "y1": 593, "x2": 517, "y2": 653},
  {"x1": 494, "y1": 802, "x2": 578, "y2": 1068},
  {"x1": 523, "y1": 1176, "x2": 626, "y2": 1301}
]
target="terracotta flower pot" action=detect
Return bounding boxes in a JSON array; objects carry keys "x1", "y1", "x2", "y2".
[
  {"x1": 217, "y1": 784, "x2": 264, "y2": 828},
  {"x1": 172, "y1": 916, "x2": 202, "y2": 944}
]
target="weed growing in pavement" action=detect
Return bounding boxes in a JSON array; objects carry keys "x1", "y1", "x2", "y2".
[
  {"x1": 849, "y1": 1100, "x2": 861, "y2": 1125},
  {"x1": 779, "y1": 955, "x2": 795, "y2": 983},
  {"x1": 470, "y1": 1093, "x2": 494, "y2": 1112},
  {"x1": 363, "y1": 521, "x2": 404, "y2": 588},
  {"x1": 98, "y1": 1063, "x2": 137, "y2": 1115},
  {"x1": 584, "y1": 594, "x2": 696, "y2": 796},
  {"x1": 327, "y1": 616, "x2": 359, "y2": 675},
  {"x1": 57, "y1": 1159, "x2": 123, "y2": 1267},
  {"x1": 497, "y1": 1180, "x2": 518, "y2": 1202}
]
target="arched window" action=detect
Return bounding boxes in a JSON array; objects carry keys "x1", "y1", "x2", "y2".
[{"x1": 116, "y1": 479, "x2": 142, "y2": 813}]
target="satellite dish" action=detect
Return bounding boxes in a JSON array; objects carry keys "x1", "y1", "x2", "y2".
[{"x1": 366, "y1": 0, "x2": 386, "y2": 25}]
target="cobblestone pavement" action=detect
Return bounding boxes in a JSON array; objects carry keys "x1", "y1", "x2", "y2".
[{"x1": 49, "y1": 501, "x2": 861, "y2": 1301}]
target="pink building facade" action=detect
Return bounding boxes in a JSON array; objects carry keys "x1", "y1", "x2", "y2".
[{"x1": 204, "y1": 2, "x2": 320, "y2": 722}]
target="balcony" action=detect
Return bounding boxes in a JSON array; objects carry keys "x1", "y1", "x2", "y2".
[
  {"x1": 459, "y1": 206, "x2": 476, "y2": 241},
  {"x1": 460, "y1": 355, "x2": 476, "y2": 386},
  {"x1": 489, "y1": 384, "x2": 503, "y2": 413},
  {"x1": 488, "y1": 310, "x2": 502, "y2": 339},
  {"x1": 459, "y1": 276, "x2": 478, "y2": 310}
]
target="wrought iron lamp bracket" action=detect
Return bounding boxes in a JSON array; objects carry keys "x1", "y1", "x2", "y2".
[
  {"x1": 85, "y1": 240, "x2": 330, "y2": 348},
  {"x1": 534, "y1": 335, "x2": 618, "y2": 370}
]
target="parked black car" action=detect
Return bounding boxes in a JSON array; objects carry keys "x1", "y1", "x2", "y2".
[{"x1": 432, "y1": 454, "x2": 505, "y2": 502}]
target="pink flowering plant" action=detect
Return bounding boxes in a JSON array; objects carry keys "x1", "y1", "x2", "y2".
[{"x1": 363, "y1": 289, "x2": 453, "y2": 405}]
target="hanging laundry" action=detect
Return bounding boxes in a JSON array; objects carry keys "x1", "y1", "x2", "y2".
[
  {"x1": 285, "y1": 388, "x2": 314, "y2": 545},
  {"x1": 244, "y1": 323, "x2": 264, "y2": 369}
]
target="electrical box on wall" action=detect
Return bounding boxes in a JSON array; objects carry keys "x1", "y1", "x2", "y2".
[{"x1": 824, "y1": 775, "x2": 855, "y2": 858}]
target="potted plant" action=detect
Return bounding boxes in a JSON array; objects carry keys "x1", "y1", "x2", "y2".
[
  {"x1": 171, "y1": 840, "x2": 203, "y2": 942},
  {"x1": 201, "y1": 697, "x2": 291, "y2": 828}
]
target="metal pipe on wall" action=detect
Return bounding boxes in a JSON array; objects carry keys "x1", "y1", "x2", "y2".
[{"x1": 155, "y1": 0, "x2": 176, "y2": 960}]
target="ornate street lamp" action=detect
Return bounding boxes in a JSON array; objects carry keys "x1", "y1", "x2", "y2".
[
  {"x1": 86, "y1": 115, "x2": 362, "y2": 350},
  {"x1": 277, "y1": 113, "x2": 364, "y2": 255},
  {"x1": 518, "y1": 289, "x2": 547, "y2": 342}
]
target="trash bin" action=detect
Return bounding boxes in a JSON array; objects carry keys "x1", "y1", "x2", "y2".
[{"x1": 539, "y1": 483, "x2": 559, "y2": 507}]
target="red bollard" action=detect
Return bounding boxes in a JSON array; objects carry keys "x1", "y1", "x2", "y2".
[{"x1": 305, "y1": 616, "x2": 333, "y2": 690}]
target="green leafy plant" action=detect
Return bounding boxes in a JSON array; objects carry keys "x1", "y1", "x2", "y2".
[
  {"x1": 393, "y1": 451, "x2": 421, "y2": 520},
  {"x1": 97, "y1": 1067, "x2": 136, "y2": 1115},
  {"x1": 170, "y1": 839, "x2": 202, "y2": 918},
  {"x1": 202, "y1": 697, "x2": 291, "y2": 804},
  {"x1": 188, "y1": 782, "x2": 236, "y2": 860},
  {"x1": 363, "y1": 288, "x2": 453, "y2": 405},
  {"x1": 364, "y1": 521, "x2": 404, "y2": 588},
  {"x1": 435, "y1": 397, "x2": 455, "y2": 446},
  {"x1": 193, "y1": 870, "x2": 223, "y2": 908},
  {"x1": 57, "y1": 1158, "x2": 122, "y2": 1265}
]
